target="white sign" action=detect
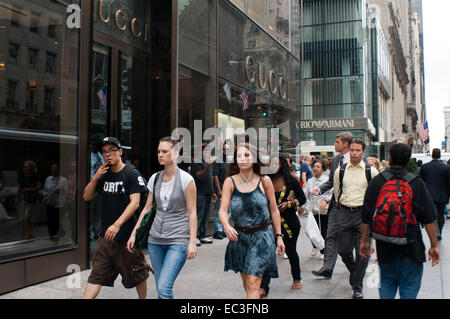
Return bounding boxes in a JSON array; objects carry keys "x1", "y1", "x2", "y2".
[{"x1": 122, "y1": 109, "x2": 132, "y2": 130}]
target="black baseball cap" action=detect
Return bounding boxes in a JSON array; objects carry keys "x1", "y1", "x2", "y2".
[{"x1": 101, "y1": 137, "x2": 122, "y2": 149}]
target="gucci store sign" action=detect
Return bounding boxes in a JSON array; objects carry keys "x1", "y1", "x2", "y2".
[
  {"x1": 295, "y1": 118, "x2": 376, "y2": 135},
  {"x1": 95, "y1": 0, "x2": 149, "y2": 50}
]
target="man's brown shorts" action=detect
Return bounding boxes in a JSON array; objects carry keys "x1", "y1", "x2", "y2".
[{"x1": 88, "y1": 237, "x2": 151, "y2": 289}]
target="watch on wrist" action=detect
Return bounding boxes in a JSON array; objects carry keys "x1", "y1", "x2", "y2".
[{"x1": 275, "y1": 233, "x2": 284, "y2": 238}]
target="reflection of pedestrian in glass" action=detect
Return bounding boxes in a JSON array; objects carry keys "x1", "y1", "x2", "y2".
[
  {"x1": 43, "y1": 163, "x2": 68, "y2": 241},
  {"x1": 66, "y1": 160, "x2": 77, "y2": 241},
  {"x1": 127, "y1": 137, "x2": 198, "y2": 299},
  {"x1": 0, "y1": 169, "x2": 13, "y2": 222},
  {"x1": 260, "y1": 155, "x2": 306, "y2": 297},
  {"x1": 17, "y1": 161, "x2": 41, "y2": 240},
  {"x1": 219, "y1": 143, "x2": 285, "y2": 299}
]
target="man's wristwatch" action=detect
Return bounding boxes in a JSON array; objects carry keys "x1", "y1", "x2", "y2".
[{"x1": 275, "y1": 233, "x2": 284, "y2": 238}]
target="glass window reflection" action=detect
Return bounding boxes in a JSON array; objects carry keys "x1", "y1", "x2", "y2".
[
  {"x1": 227, "y1": 0, "x2": 300, "y2": 57},
  {"x1": 0, "y1": 0, "x2": 80, "y2": 260}
]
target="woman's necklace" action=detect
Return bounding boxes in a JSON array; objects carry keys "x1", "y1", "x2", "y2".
[{"x1": 239, "y1": 172, "x2": 254, "y2": 185}]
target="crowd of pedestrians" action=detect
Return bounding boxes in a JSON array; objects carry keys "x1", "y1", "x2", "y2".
[{"x1": 81, "y1": 133, "x2": 446, "y2": 300}]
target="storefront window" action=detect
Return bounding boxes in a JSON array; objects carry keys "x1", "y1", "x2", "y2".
[
  {"x1": 0, "y1": 0, "x2": 80, "y2": 260},
  {"x1": 178, "y1": 0, "x2": 217, "y2": 132},
  {"x1": 218, "y1": 2, "x2": 300, "y2": 153},
  {"x1": 228, "y1": 0, "x2": 300, "y2": 57}
]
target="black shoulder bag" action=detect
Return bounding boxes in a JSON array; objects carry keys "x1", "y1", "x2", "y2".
[{"x1": 134, "y1": 171, "x2": 161, "y2": 250}]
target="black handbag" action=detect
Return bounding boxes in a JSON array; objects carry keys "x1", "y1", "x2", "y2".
[{"x1": 134, "y1": 172, "x2": 161, "y2": 250}]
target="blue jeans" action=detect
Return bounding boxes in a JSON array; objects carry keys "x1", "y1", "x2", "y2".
[
  {"x1": 148, "y1": 243, "x2": 187, "y2": 299},
  {"x1": 379, "y1": 256, "x2": 423, "y2": 299},
  {"x1": 213, "y1": 197, "x2": 231, "y2": 233},
  {"x1": 213, "y1": 197, "x2": 224, "y2": 233},
  {"x1": 197, "y1": 194, "x2": 211, "y2": 239}
]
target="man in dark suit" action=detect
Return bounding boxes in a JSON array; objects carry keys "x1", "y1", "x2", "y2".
[
  {"x1": 311, "y1": 132, "x2": 352, "y2": 278},
  {"x1": 419, "y1": 148, "x2": 450, "y2": 240}
]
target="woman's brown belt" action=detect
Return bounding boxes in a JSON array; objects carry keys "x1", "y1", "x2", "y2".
[{"x1": 234, "y1": 219, "x2": 271, "y2": 234}]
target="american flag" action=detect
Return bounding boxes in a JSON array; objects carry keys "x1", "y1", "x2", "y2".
[
  {"x1": 97, "y1": 86, "x2": 107, "y2": 110},
  {"x1": 418, "y1": 121, "x2": 429, "y2": 144},
  {"x1": 240, "y1": 89, "x2": 249, "y2": 111}
]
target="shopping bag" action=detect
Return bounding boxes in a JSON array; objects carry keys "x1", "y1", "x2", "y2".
[{"x1": 304, "y1": 212, "x2": 325, "y2": 250}]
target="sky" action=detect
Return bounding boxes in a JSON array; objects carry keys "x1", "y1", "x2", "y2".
[{"x1": 423, "y1": 0, "x2": 450, "y2": 149}]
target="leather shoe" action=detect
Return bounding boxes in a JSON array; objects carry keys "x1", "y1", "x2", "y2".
[
  {"x1": 352, "y1": 290, "x2": 364, "y2": 299},
  {"x1": 312, "y1": 269, "x2": 332, "y2": 279},
  {"x1": 213, "y1": 231, "x2": 223, "y2": 240}
]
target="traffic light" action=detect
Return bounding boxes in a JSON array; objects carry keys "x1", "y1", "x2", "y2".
[
  {"x1": 262, "y1": 112, "x2": 267, "y2": 117},
  {"x1": 442, "y1": 141, "x2": 445, "y2": 150}
]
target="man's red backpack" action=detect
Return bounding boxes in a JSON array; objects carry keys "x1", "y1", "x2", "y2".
[{"x1": 370, "y1": 171, "x2": 418, "y2": 245}]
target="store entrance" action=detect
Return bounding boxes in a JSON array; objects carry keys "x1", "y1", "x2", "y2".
[{"x1": 89, "y1": 33, "x2": 151, "y2": 258}]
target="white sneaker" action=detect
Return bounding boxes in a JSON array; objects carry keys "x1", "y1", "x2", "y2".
[
  {"x1": 196, "y1": 239, "x2": 202, "y2": 246},
  {"x1": 311, "y1": 248, "x2": 318, "y2": 256},
  {"x1": 200, "y1": 237, "x2": 213, "y2": 244},
  {"x1": 282, "y1": 253, "x2": 289, "y2": 259}
]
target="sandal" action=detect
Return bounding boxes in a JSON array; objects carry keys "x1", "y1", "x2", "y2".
[
  {"x1": 259, "y1": 288, "x2": 268, "y2": 298},
  {"x1": 291, "y1": 280, "x2": 303, "y2": 290}
]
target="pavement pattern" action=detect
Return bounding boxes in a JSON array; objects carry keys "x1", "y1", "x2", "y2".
[{"x1": 1, "y1": 215, "x2": 449, "y2": 299}]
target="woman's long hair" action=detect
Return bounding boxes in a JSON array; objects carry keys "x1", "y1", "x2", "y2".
[
  {"x1": 271, "y1": 155, "x2": 296, "y2": 189},
  {"x1": 227, "y1": 142, "x2": 264, "y2": 177}
]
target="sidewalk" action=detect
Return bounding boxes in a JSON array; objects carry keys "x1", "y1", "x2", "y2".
[{"x1": 1, "y1": 215, "x2": 449, "y2": 299}]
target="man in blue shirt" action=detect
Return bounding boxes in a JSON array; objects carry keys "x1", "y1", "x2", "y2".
[
  {"x1": 191, "y1": 145, "x2": 217, "y2": 245},
  {"x1": 300, "y1": 155, "x2": 313, "y2": 186}
]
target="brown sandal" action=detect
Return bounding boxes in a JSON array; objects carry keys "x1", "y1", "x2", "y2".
[
  {"x1": 259, "y1": 288, "x2": 268, "y2": 297},
  {"x1": 291, "y1": 280, "x2": 303, "y2": 290}
]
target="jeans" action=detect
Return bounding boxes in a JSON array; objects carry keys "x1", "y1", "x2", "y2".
[
  {"x1": 213, "y1": 197, "x2": 224, "y2": 233},
  {"x1": 379, "y1": 256, "x2": 423, "y2": 299},
  {"x1": 213, "y1": 197, "x2": 230, "y2": 233},
  {"x1": 197, "y1": 194, "x2": 212, "y2": 239},
  {"x1": 148, "y1": 243, "x2": 187, "y2": 299}
]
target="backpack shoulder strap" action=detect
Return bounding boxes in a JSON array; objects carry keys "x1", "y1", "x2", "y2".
[
  {"x1": 365, "y1": 164, "x2": 372, "y2": 184},
  {"x1": 380, "y1": 170, "x2": 394, "y2": 182},
  {"x1": 152, "y1": 171, "x2": 161, "y2": 205},
  {"x1": 402, "y1": 172, "x2": 417, "y2": 184}
]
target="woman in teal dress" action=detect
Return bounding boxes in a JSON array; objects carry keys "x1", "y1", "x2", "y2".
[{"x1": 219, "y1": 142, "x2": 285, "y2": 299}]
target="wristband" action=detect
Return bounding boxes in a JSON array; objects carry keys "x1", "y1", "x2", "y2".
[{"x1": 275, "y1": 233, "x2": 284, "y2": 238}]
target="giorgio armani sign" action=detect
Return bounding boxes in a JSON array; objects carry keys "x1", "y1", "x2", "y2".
[
  {"x1": 296, "y1": 119, "x2": 357, "y2": 130},
  {"x1": 296, "y1": 118, "x2": 376, "y2": 136}
]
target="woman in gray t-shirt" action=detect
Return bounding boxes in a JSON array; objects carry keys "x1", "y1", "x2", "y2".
[{"x1": 128, "y1": 137, "x2": 197, "y2": 299}]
